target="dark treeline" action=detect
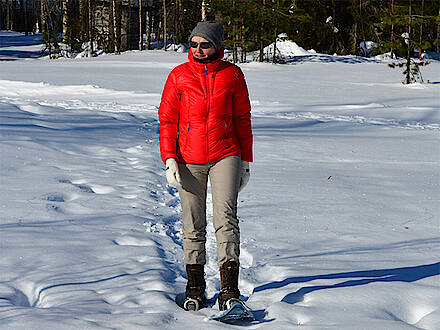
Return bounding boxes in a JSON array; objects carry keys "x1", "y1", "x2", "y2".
[{"x1": 0, "y1": 0, "x2": 439, "y2": 61}]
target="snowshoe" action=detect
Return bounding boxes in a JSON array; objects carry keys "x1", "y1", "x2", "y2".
[{"x1": 210, "y1": 298, "x2": 254, "y2": 322}]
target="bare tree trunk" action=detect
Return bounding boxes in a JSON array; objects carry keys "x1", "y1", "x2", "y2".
[
  {"x1": 80, "y1": 0, "x2": 87, "y2": 44},
  {"x1": 259, "y1": 0, "x2": 265, "y2": 62},
  {"x1": 127, "y1": 0, "x2": 132, "y2": 51},
  {"x1": 113, "y1": 0, "x2": 117, "y2": 53},
  {"x1": 405, "y1": 0, "x2": 412, "y2": 84},
  {"x1": 352, "y1": 21, "x2": 358, "y2": 55},
  {"x1": 173, "y1": 0, "x2": 183, "y2": 45},
  {"x1": 240, "y1": 23, "x2": 244, "y2": 63},
  {"x1": 88, "y1": 0, "x2": 94, "y2": 56},
  {"x1": 201, "y1": 0, "x2": 207, "y2": 21},
  {"x1": 390, "y1": 0, "x2": 395, "y2": 58},
  {"x1": 0, "y1": 1, "x2": 2, "y2": 30},
  {"x1": 330, "y1": 0, "x2": 336, "y2": 54},
  {"x1": 146, "y1": 6, "x2": 151, "y2": 50},
  {"x1": 273, "y1": 0, "x2": 280, "y2": 64},
  {"x1": 233, "y1": 36, "x2": 238, "y2": 63},
  {"x1": 23, "y1": 0, "x2": 28, "y2": 35},
  {"x1": 259, "y1": 38, "x2": 264, "y2": 61},
  {"x1": 437, "y1": 6, "x2": 440, "y2": 53},
  {"x1": 11, "y1": 0, "x2": 15, "y2": 30},
  {"x1": 14, "y1": 0, "x2": 18, "y2": 31},
  {"x1": 13, "y1": 0, "x2": 17, "y2": 31},
  {"x1": 173, "y1": 0, "x2": 177, "y2": 44},
  {"x1": 232, "y1": 0, "x2": 237, "y2": 63},
  {"x1": 360, "y1": 0, "x2": 367, "y2": 56},
  {"x1": 157, "y1": 22, "x2": 160, "y2": 49},
  {"x1": 19, "y1": 0, "x2": 24, "y2": 34},
  {"x1": 139, "y1": 0, "x2": 143, "y2": 50},
  {"x1": 112, "y1": 0, "x2": 121, "y2": 54},
  {"x1": 41, "y1": 0, "x2": 53, "y2": 58},
  {"x1": 33, "y1": 0, "x2": 39, "y2": 33},
  {"x1": 40, "y1": 0, "x2": 44, "y2": 33},
  {"x1": 62, "y1": 0, "x2": 68, "y2": 43},
  {"x1": 6, "y1": 0, "x2": 10, "y2": 30},
  {"x1": 163, "y1": 0, "x2": 167, "y2": 51},
  {"x1": 419, "y1": 0, "x2": 424, "y2": 59}
]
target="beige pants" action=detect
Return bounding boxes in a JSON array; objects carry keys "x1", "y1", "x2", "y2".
[{"x1": 177, "y1": 155, "x2": 241, "y2": 266}]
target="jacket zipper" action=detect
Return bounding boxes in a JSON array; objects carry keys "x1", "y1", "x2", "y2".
[{"x1": 205, "y1": 64, "x2": 210, "y2": 163}]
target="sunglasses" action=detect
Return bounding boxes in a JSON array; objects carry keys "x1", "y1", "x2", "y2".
[{"x1": 190, "y1": 41, "x2": 213, "y2": 49}]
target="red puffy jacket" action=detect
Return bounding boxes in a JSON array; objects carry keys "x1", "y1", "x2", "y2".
[{"x1": 159, "y1": 50, "x2": 253, "y2": 165}]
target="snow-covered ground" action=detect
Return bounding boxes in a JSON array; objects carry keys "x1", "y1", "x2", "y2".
[{"x1": 1, "y1": 31, "x2": 439, "y2": 329}]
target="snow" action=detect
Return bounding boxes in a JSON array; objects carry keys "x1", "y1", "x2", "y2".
[
  {"x1": 1, "y1": 30, "x2": 439, "y2": 329},
  {"x1": 232, "y1": 35, "x2": 314, "y2": 62},
  {"x1": 267, "y1": 38, "x2": 311, "y2": 57},
  {"x1": 360, "y1": 41, "x2": 378, "y2": 56}
]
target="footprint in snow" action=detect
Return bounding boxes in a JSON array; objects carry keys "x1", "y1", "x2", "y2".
[{"x1": 113, "y1": 236, "x2": 155, "y2": 247}]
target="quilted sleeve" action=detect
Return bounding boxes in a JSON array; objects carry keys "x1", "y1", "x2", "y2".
[
  {"x1": 159, "y1": 70, "x2": 181, "y2": 164},
  {"x1": 232, "y1": 68, "x2": 253, "y2": 162}
]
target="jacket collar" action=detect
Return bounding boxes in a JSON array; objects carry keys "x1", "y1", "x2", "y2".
[{"x1": 188, "y1": 48, "x2": 224, "y2": 74}]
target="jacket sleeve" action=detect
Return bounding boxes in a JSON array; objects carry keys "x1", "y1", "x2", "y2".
[
  {"x1": 159, "y1": 69, "x2": 180, "y2": 164},
  {"x1": 232, "y1": 68, "x2": 253, "y2": 162}
]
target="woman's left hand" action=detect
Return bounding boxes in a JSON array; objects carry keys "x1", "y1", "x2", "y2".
[{"x1": 238, "y1": 160, "x2": 250, "y2": 192}]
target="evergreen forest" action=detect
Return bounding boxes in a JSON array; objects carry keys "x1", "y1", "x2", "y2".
[{"x1": 0, "y1": 0, "x2": 439, "y2": 62}]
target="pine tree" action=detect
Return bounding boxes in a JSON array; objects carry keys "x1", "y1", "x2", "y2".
[{"x1": 380, "y1": 0, "x2": 435, "y2": 84}]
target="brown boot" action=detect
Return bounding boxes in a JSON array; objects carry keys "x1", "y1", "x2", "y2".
[
  {"x1": 218, "y1": 260, "x2": 240, "y2": 311},
  {"x1": 185, "y1": 264, "x2": 206, "y2": 301}
]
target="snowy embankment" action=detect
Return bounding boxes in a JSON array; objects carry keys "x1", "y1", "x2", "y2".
[{"x1": 1, "y1": 31, "x2": 439, "y2": 329}]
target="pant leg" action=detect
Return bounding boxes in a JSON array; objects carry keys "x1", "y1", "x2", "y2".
[
  {"x1": 208, "y1": 155, "x2": 242, "y2": 266},
  {"x1": 178, "y1": 162, "x2": 210, "y2": 265}
]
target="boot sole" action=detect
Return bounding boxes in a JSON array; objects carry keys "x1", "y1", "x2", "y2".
[{"x1": 183, "y1": 297, "x2": 202, "y2": 311}]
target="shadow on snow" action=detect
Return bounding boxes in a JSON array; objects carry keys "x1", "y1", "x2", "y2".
[
  {"x1": 284, "y1": 54, "x2": 379, "y2": 65},
  {"x1": 0, "y1": 49, "x2": 42, "y2": 60},
  {"x1": 253, "y1": 262, "x2": 440, "y2": 305},
  {"x1": 0, "y1": 32, "x2": 43, "y2": 60}
]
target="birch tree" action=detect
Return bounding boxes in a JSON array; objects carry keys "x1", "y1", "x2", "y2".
[
  {"x1": 62, "y1": 0, "x2": 68, "y2": 43},
  {"x1": 145, "y1": 4, "x2": 152, "y2": 50},
  {"x1": 201, "y1": 0, "x2": 208, "y2": 21},
  {"x1": 88, "y1": 0, "x2": 94, "y2": 56}
]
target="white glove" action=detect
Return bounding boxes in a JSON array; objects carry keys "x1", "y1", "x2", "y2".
[
  {"x1": 165, "y1": 158, "x2": 182, "y2": 188},
  {"x1": 238, "y1": 160, "x2": 250, "y2": 192}
]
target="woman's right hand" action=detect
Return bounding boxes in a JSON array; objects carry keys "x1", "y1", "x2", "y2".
[{"x1": 165, "y1": 158, "x2": 182, "y2": 188}]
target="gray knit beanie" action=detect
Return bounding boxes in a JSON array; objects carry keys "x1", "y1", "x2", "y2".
[{"x1": 189, "y1": 21, "x2": 224, "y2": 51}]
